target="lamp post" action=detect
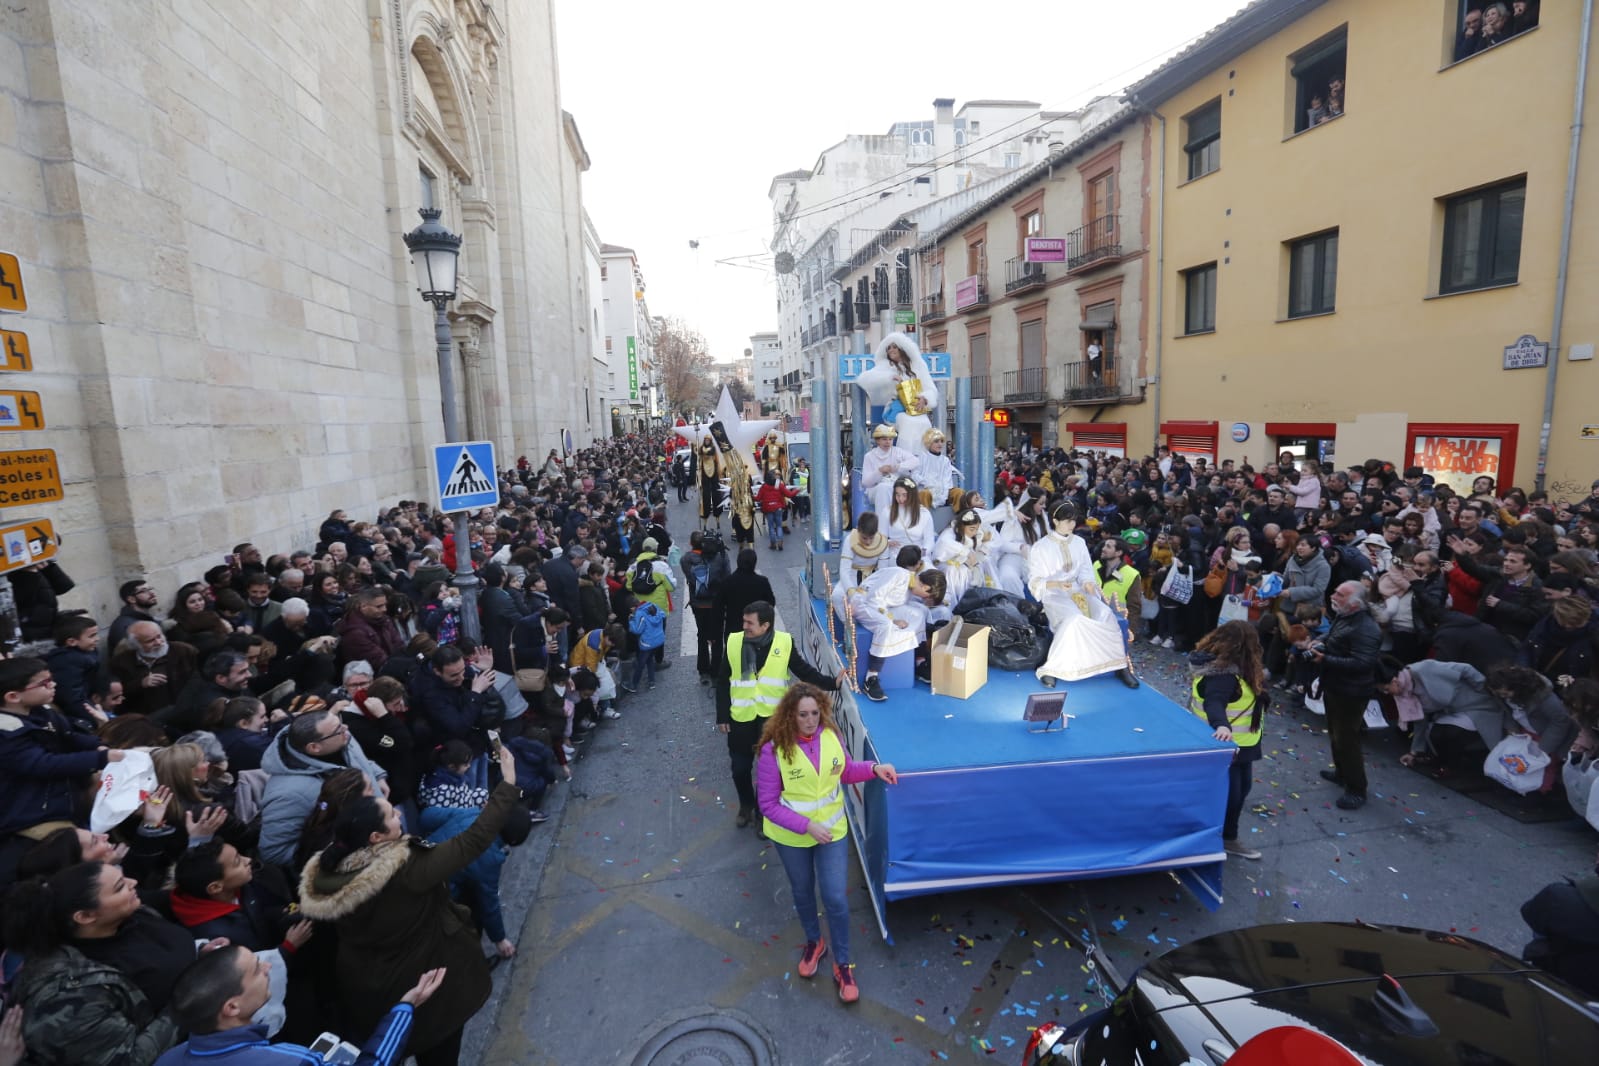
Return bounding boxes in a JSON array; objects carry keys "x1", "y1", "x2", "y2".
[{"x1": 403, "y1": 207, "x2": 481, "y2": 642}]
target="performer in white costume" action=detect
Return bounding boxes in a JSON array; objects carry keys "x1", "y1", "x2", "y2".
[
  {"x1": 832, "y1": 546, "x2": 947, "y2": 703},
  {"x1": 860, "y1": 424, "x2": 918, "y2": 514},
  {"x1": 993, "y1": 491, "x2": 1048, "y2": 597},
  {"x1": 840, "y1": 511, "x2": 891, "y2": 587},
  {"x1": 883, "y1": 477, "x2": 935, "y2": 557},
  {"x1": 934, "y1": 508, "x2": 1000, "y2": 609},
  {"x1": 915, "y1": 428, "x2": 962, "y2": 510},
  {"x1": 856, "y1": 332, "x2": 939, "y2": 456},
  {"x1": 1027, "y1": 501, "x2": 1140, "y2": 689}
]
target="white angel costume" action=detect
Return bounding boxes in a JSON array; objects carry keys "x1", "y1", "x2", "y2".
[
  {"x1": 934, "y1": 524, "x2": 1000, "y2": 608},
  {"x1": 1026, "y1": 530, "x2": 1132, "y2": 683},
  {"x1": 831, "y1": 565, "x2": 925, "y2": 658},
  {"x1": 915, "y1": 433, "x2": 962, "y2": 509},
  {"x1": 856, "y1": 331, "x2": 940, "y2": 456},
  {"x1": 841, "y1": 528, "x2": 892, "y2": 587},
  {"x1": 860, "y1": 437, "x2": 919, "y2": 513},
  {"x1": 993, "y1": 512, "x2": 1048, "y2": 597},
  {"x1": 883, "y1": 501, "x2": 935, "y2": 558}
]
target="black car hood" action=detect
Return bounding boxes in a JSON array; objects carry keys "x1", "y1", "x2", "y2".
[{"x1": 1126, "y1": 922, "x2": 1599, "y2": 1065}]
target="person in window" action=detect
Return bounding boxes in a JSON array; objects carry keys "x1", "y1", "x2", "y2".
[
  {"x1": 1325, "y1": 75, "x2": 1344, "y2": 118},
  {"x1": 1455, "y1": 6, "x2": 1484, "y2": 59},
  {"x1": 1306, "y1": 91, "x2": 1328, "y2": 128},
  {"x1": 1510, "y1": 0, "x2": 1540, "y2": 35},
  {"x1": 1480, "y1": 2, "x2": 1512, "y2": 49}
]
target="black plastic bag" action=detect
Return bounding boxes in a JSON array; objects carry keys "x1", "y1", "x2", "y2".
[{"x1": 954, "y1": 588, "x2": 1049, "y2": 671}]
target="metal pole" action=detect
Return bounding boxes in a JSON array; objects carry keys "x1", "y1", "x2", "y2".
[
  {"x1": 954, "y1": 376, "x2": 976, "y2": 496},
  {"x1": 978, "y1": 416, "x2": 996, "y2": 503},
  {"x1": 1535, "y1": 0, "x2": 1592, "y2": 492},
  {"x1": 434, "y1": 299, "x2": 482, "y2": 642}
]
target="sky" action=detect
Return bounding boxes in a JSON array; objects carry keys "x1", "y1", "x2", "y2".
[{"x1": 554, "y1": 0, "x2": 1250, "y2": 364}]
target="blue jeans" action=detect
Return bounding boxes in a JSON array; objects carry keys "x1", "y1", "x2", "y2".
[
  {"x1": 629, "y1": 648, "x2": 657, "y2": 688},
  {"x1": 768, "y1": 517, "x2": 784, "y2": 547},
  {"x1": 774, "y1": 837, "x2": 852, "y2": 965}
]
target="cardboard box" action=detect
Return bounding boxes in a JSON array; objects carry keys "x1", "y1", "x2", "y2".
[{"x1": 929, "y1": 615, "x2": 990, "y2": 699}]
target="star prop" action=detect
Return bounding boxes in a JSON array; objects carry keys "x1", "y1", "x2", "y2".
[{"x1": 690, "y1": 386, "x2": 776, "y2": 452}]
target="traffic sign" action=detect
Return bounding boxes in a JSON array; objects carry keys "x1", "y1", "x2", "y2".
[
  {"x1": 433, "y1": 440, "x2": 499, "y2": 512},
  {"x1": 0, "y1": 391, "x2": 44, "y2": 431},
  {"x1": 0, "y1": 330, "x2": 31, "y2": 371},
  {"x1": 0, "y1": 253, "x2": 26, "y2": 313},
  {"x1": 0, "y1": 448, "x2": 64, "y2": 507},
  {"x1": 0, "y1": 517, "x2": 56, "y2": 574}
]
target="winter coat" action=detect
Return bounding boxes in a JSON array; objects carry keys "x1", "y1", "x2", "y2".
[
  {"x1": 42, "y1": 644, "x2": 103, "y2": 726},
  {"x1": 539, "y1": 556, "x2": 583, "y2": 619},
  {"x1": 257, "y1": 728, "x2": 387, "y2": 867},
  {"x1": 1431, "y1": 612, "x2": 1518, "y2": 672},
  {"x1": 407, "y1": 663, "x2": 505, "y2": 755},
  {"x1": 1405, "y1": 660, "x2": 1507, "y2": 745},
  {"x1": 1458, "y1": 556, "x2": 1547, "y2": 643},
  {"x1": 1280, "y1": 551, "x2": 1331, "y2": 607},
  {"x1": 1319, "y1": 608, "x2": 1383, "y2": 699},
  {"x1": 629, "y1": 551, "x2": 676, "y2": 614},
  {"x1": 12, "y1": 945, "x2": 180, "y2": 1066},
  {"x1": 714, "y1": 568, "x2": 776, "y2": 641},
  {"x1": 334, "y1": 608, "x2": 406, "y2": 669},
  {"x1": 478, "y1": 586, "x2": 522, "y2": 674},
  {"x1": 629, "y1": 602, "x2": 667, "y2": 651},
  {"x1": 169, "y1": 879, "x2": 292, "y2": 953},
  {"x1": 237, "y1": 598, "x2": 282, "y2": 635},
  {"x1": 1519, "y1": 610, "x2": 1599, "y2": 685},
  {"x1": 577, "y1": 576, "x2": 611, "y2": 631},
  {"x1": 8, "y1": 561, "x2": 75, "y2": 643},
  {"x1": 217, "y1": 724, "x2": 276, "y2": 773},
  {"x1": 344, "y1": 706, "x2": 420, "y2": 806},
  {"x1": 418, "y1": 804, "x2": 513, "y2": 943},
  {"x1": 297, "y1": 781, "x2": 520, "y2": 1056},
  {"x1": 0, "y1": 703, "x2": 105, "y2": 838},
  {"x1": 110, "y1": 640, "x2": 200, "y2": 719}
]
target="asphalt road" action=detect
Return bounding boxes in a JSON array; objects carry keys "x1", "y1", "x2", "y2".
[{"x1": 463, "y1": 492, "x2": 1599, "y2": 1065}]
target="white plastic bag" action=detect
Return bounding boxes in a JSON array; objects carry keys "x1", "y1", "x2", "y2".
[
  {"x1": 1302, "y1": 677, "x2": 1325, "y2": 716},
  {"x1": 1567, "y1": 754, "x2": 1599, "y2": 828},
  {"x1": 90, "y1": 748, "x2": 158, "y2": 832},
  {"x1": 1362, "y1": 700, "x2": 1389, "y2": 730},
  {"x1": 1218, "y1": 594, "x2": 1251, "y2": 624},
  {"x1": 1161, "y1": 563, "x2": 1194, "y2": 605},
  {"x1": 1140, "y1": 594, "x2": 1160, "y2": 621},
  {"x1": 1483, "y1": 734, "x2": 1551, "y2": 795},
  {"x1": 592, "y1": 660, "x2": 618, "y2": 702}
]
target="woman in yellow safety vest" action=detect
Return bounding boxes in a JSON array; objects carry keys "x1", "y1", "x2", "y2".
[
  {"x1": 755, "y1": 683, "x2": 897, "y2": 1005},
  {"x1": 1189, "y1": 619, "x2": 1268, "y2": 862}
]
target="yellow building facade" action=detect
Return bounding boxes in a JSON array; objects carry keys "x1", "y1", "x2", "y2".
[{"x1": 1114, "y1": 0, "x2": 1597, "y2": 499}]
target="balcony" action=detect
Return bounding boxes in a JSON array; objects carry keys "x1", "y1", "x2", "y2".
[
  {"x1": 1004, "y1": 257, "x2": 1047, "y2": 295},
  {"x1": 971, "y1": 373, "x2": 990, "y2": 399},
  {"x1": 1003, "y1": 366, "x2": 1047, "y2": 403},
  {"x1": 1061, "y1": 360, "x2": 1133, "y2": 404},
  {"x1": 921, "y1": 291, "x2": 946, "y2": 324},
  {"x1": 1066, "y1": 216, "x2": 1122, "y2": 273}
]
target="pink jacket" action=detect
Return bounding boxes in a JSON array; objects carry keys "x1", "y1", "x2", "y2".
[{"x1": 755, "y1": 729, "x2": 877, "y2": 837}]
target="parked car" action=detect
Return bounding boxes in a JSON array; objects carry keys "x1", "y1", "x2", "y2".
[{"x1": 1025, "y1": 920, "x2": 1599, "y2": 1064}]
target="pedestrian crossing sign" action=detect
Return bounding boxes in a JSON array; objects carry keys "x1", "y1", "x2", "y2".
[{"x1": 433, "y1": 440, "x2": 499, "y2": 512}]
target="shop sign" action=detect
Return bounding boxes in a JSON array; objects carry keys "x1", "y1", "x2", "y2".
[
  {"x1": 0, "y1": 516, "x2": 55, "y2": 574},
  {"x1": 954, "y1": 275, "x2": 982, "y2": 310},
  {"x1": 1410, "y1": 434, "x2": 1500, "y2": 493},
  {"x1": 626, "y1": 336, "x2": 638, "y2": 400},
  {"x1": 1230, "y1": 422, "x2": 1250, "y2": 443},
  {"x1": 1024, "y1": 237, "x2": 1066, "y2": 263},
  {"x1": 1502, "y1": 334, "x2": 1549, "y2": 370},
  {"x1": 986, "y1": 408, "x2": 1011, "y2": 427},
  {"x1": 893, "y1": 309, "x2": 916, "y2": 326}
]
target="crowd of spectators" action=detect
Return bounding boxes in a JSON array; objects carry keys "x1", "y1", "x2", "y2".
[
  {"x1": 988, "y1": 445, "x2": 1599, "y2": 791},
  {"x1": 0, "y1": 433, "x2": 688, "y2": 1065}
]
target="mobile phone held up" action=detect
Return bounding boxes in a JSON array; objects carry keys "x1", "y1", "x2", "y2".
[{"x1": 487, "y1": 728, "x2": 503, "y2": 759}]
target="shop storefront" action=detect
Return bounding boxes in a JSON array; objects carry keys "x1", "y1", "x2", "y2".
[
  {"x1": 1265, "y1": 422, "x2": 1337, "y2": 469},
  {"x1": 1066, "y1": 421, "x2": 1127, "y2": 457},
  {"x1": 1405, "y1": 422, "x2": 1519, "y2": 496},
  {"x1": 1161, "y1": 420, "x2": 1219, "y2": 465}
]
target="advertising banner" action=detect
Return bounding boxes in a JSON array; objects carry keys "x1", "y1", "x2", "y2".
[
  {"x1": 626, "y1": 336, "x2": 638, "y2": 400},
  {"x1": 1410, "y1": 434, "x2": 1501, "y2": 494}
]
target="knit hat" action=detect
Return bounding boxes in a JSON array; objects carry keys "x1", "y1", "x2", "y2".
[{"x1": 641, "y1": 537, "x2": 659, "y2": 553}]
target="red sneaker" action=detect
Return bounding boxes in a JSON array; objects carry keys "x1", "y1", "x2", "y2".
[
  {"x1": 833, "y1": 962, "x2": 859, "y2": 1003},
  {"x1": 797, "y1": 938, "x2": 827, "y2": 978}
]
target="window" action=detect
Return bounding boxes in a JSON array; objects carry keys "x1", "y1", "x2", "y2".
[
  {"x1": 601, "y1": 264, "x2": 608, "y2": 281},
  {"x1": 1291, "y1": 28, "x2": 1347, "y2": 134},
  {"x1": 1287, "y1": 230, "x2": 1339, "y2": 317},
  {"x1": 1022, "y1": 210, "x2": 1042, "y2": 241},
  {"x1": 1020, "y1": 319, "x2": 1044, "y2": 370},
  {"x1": 1004, "y1": 152, "x2": 1022, "y2": 168},
  {"x1": 1452, "y1": 2, "x2": 1539, "y2": 63},
  {"x1": 1440, "y1": 177, "x2": 1525, "y2": 293},
  {"x1": 1183, "y1": 101, "x2": 1221, "y2": 180},
  {"x1": 1182, "y1": 263, "x2": 1217, "y2": 334},
  {"x1": 419, "y1": 166, "x2": 437, "y2": 210},
  {"x1": 605, "y1": 336, "x2": 613, "y2": 353},
  {"x1": 967, "y1": 239, "x2": 986, "y2": 277}
]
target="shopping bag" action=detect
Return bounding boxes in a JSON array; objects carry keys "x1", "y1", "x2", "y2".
[
  {"x1": 1563, "y1": 754, "x2": 1599, "y2": 827},
  {"x1": 591, "y1": 660, "x2": 618, "y2": 702},
  {"x1": 1140, "y1": 595, "x2": 1160, "y2": 621},
  {"x1": 1483, "y1": 734, "x2": 1551, "y2": 795},
  {"x1": 1362, "y1": 699, "x2": 1389, "y2": 730},
  {"x1": 1161, "y1": 563, "x2": 1194, "y2": 605},
  {"x1": 1302, "y1": 677, "x2": 1325, "y2": 716},
  {"x1": 1202, "y1": 565, "x2": 1228, "y2": 598},
  {"x1": 90, "y1": 748, "x2": 158, "y2": 833},
  {"x1": 1218, "y1": 594, "x2": 1251, "y2": 624}
]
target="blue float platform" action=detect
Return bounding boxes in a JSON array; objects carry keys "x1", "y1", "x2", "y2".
[{"x1": 795, "y1": 580, "x2": 1233, "y2": 940}]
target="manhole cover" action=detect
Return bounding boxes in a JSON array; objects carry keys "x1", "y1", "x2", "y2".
[{"x1": 629, "y1": 1009, "x2": 775, "y2": 1066}]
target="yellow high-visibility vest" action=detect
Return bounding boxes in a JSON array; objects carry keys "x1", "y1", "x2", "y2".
[
  {"x1": 762, "y1": 728, "x2": 848, "y2": 847},
  {"x1": 1189, "y1": 675, "x2": 1262, "y2": 749},
  {"x1": 725, "y1": 630, "x2": 793, "y2": 723}
]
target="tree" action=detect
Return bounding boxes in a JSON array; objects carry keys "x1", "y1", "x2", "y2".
[{"x1": 653, "y1": 316, "x2": 713, "y2": 418}]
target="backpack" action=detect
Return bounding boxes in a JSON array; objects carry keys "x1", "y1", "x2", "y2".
[
  {"x1": 689, "y1": 554, "x2": 712, "y2": 600},
  {"x1": 630, "y1": 560, "x2": 658, "y2": 595}
]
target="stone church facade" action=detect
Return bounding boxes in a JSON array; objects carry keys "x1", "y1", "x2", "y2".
[{"x1": 0, "y1": 0, "x2": 600, "y2": 616}]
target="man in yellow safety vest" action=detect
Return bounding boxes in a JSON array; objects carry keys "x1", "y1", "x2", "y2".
[{"x1": 716, "y1": 600, "x2": 846, "y2": 833}]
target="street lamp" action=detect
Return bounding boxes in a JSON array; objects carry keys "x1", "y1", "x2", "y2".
[{"x1": 403, "y1": 206, "x2": 481, "y2": 641}]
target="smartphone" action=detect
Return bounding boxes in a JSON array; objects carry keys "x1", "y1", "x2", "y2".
[
  {"x1": 487, "y1": 728, "x2": 503, "y2": 759},
  {"x1": 307, "y1": 1033, "x2": 361, "y2": 1064}
]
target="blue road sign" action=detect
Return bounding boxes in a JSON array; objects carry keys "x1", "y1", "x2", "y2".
[{"x1": 433, "y1": 440, "x2": 499, "y2": 512}]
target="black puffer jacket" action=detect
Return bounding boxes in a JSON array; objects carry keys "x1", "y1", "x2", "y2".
[{"x1": 1319, "y1": 608, "x2": 1382, "y2": 699}]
